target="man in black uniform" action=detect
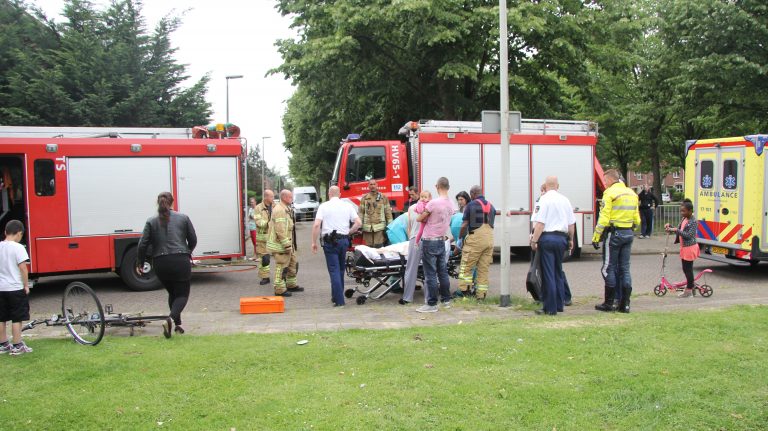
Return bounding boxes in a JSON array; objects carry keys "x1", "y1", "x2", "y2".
[{"x1": 638, "y1": 186, "x2": 659, "y2": 238}]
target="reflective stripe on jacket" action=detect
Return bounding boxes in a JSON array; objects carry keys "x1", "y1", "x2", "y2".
[
  {"x1": 592, "y1": 181, "x2": 641, "y2": 242},
  {"x1": 359, "y1": 192, "x2": 393, "y2": 233},
  {"x1": 253, "y1": 202, "x2": 272, "y2": 241},
  {"x1": 267, "y1": 202, "x2": 294, "y2": 253}
]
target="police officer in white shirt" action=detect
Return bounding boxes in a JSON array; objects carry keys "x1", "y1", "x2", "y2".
[
  {"x1": 530, "y1": 176, "x2": 576, "y2": 315},
  {"x1": 311, "y1": 186, "x2": 362, "y2": 306}
]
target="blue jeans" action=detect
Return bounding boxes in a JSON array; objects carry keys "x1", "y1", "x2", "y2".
[
  {"x1": 640, "y1": 208, "x2": 654, "y2": 236},
  {"x1": 539, "y1": 234, "x2": 567, "y2": 314},
  {"x1": 421, "y1": 239, "x2": 451, "y2": 306},
  {"x1": 601, "y1": 229, "x2": 634, "y2": 302},
  {"x1": 322, "y1": 237, "x2": 350, "y2": 306}
]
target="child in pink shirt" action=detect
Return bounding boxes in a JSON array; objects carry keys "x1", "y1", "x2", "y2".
[
  {"x1": 413, "y1": 191, "x2": 431, "y2": 244},
  {"x1": 665, "y1": 199, "x2": 700, "y2": 298}
]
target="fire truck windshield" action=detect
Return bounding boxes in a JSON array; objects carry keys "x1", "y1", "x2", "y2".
[{"x1": 345, "y1": 146, "x2": 386, "y2": 182}]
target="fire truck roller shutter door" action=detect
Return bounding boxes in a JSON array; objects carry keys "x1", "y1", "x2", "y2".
[
  {"x1": 68, "y1": 158, "x2": 172, "y2": 236},
  {"x1": 531, "y1": 145, "x2": 593, "y2": 213},
  {"x1": 176, "y1": 157, "x2": 241, "y2": 257},
  {"x1": 420, "y1": 144, "x2": 480, "y2": 205},
  {"x1": 483, "y1": 143, "x2": 530, "y2": 247}
]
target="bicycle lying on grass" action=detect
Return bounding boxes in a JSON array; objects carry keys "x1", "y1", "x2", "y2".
[{"x1": 22, "y1": 281, "x2": 173, "y2": 346}]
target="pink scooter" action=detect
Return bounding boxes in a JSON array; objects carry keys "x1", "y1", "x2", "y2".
[{"x1": 653, "y1": 233, "x2": 714, "y2": 297}]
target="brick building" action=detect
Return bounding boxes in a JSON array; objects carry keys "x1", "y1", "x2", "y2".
[{"x1": 625, "y1": 168, "x2": 685, "y2": 195}]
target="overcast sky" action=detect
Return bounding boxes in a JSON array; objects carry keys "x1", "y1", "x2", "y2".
[{"x1": 33, "y1": 0, "x2": 297, "y2": 174}]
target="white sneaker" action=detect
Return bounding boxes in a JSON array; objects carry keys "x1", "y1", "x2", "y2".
[
  {"x1": 441, "y1": 300, "x2": 452, "y2": 309},
  {"x1": 416, "y1": 304, "x2": 438, "y2": 313},
  {"x1": 10, "y1": 341, "x2": 32, "y2": 356},
  {"x1": 0, "y1": 343, "x2": 11, "y2": 354}
]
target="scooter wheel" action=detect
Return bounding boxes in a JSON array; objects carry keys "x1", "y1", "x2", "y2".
[
  {"x1": 698, "y1": 284, "x2": 713, "y2": 297},
  {"x1": 653, "y1": 284, "x2": 666, "y2": 296},
  {"x1": 344, "y1": 289, "x2": 355, "y2": 299},
  {"x1": 356, "y1": 296, "x2": 367, "y2": 305}
]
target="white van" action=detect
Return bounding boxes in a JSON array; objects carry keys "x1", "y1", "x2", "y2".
[{"x1": 293, "y1": 186, "x2": 319, "y2": 221}]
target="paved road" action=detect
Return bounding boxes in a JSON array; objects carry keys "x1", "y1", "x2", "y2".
[{"x1": 25, "y1": 222, "x2": 768, "y2": 339}]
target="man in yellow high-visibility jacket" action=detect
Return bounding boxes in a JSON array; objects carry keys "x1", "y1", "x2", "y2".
[{"x1": 592, "y1": 169, "x2": 641, "y2": 313}]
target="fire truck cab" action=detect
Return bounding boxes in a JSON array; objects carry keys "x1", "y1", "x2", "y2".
[{"x1": 0, "y1": 126, "x2": 245, "y2": 290}]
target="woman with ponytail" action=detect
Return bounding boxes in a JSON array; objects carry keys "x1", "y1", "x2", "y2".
[{"x1": 137, "y1": 192, "x2": 197, "y2": 337}]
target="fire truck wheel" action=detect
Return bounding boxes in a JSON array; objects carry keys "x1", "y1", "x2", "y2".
[{"x1": 119, "y1": 247, "x2": 163, "y2": 291}]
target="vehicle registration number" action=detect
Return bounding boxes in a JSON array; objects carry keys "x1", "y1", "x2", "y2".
[{"x1": 711, "y1": 246, "x2": 729, "y2": 255}]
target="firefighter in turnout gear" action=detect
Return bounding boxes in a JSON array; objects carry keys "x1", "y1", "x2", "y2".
[
  {"x1": 592, "y1": 169, "x2": 640, "y2": 313},
  {"x1": 252, "y1": 190, "x2": 274, "y2": 285},
  {"x1": 267, "y1": 189, "x2": 303, "y2": 296},
  {"x1": 358, "y1": 179, "x2": 393, "y2": 247},
  {"x1": 457, "y1": 185, "x2": 495, "y2": 300}
]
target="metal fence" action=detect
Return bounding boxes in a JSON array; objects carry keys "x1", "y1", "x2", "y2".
[{"x1": 652, "y1": 204, "x2": 680, "y2": 233}]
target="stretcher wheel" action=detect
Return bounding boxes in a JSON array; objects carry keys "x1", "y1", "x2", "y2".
[
  {"x1": 698, "y1": 284, "x2": 713, "y2": 297},
  {"x1": 344, "y1": 289, "x2": 355, "y2": 299},
  {"x1": 356, "y1": 296, "x2": 367, "y2": 305},
  {"x1": 653, "y1": 284, "x2": 666, "y2": 296}
]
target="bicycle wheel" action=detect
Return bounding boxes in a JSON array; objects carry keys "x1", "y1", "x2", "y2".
[
  {"x1": 698, "y1": 284, "x2": 714, "y2": 298},
  {"x1": 61, "y1": 282, "x2": 106, "y2": 346}
]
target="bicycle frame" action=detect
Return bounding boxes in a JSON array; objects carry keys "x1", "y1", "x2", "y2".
[{"x1": 655, "y1": 233, "x2": 714, "y2": 297}]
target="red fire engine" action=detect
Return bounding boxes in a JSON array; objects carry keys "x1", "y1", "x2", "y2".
[
  {"x1": 331, "y1": 115, "x2": 603, "y2": 255},
  {"x1": 0, "y1": 126, "x2": 245, "y2": 291}
]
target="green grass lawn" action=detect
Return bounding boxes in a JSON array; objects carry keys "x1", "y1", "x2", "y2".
[{"x1": 2, "y1": 306, "x2": 767, "y2": 430}]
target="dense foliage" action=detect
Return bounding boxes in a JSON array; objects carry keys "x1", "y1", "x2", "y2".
[
  {"x1": 274, "y1": 0, "x2": 768, "y2": 197},
  {"x1": 0, "y1": 0, "x2": 211, "y2": 127}
]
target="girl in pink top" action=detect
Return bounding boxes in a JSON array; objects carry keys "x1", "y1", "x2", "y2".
[
  {"x1": 665, "y1": 199, "x2": 700, "y2": 298},
  {"x1": 413, "y1": 191, "x2": 431, "y2": 244}
]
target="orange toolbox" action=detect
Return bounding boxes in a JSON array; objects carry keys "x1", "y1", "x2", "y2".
[{"x1": 239, "y1": 296, "x2": 285, "y2": 314}]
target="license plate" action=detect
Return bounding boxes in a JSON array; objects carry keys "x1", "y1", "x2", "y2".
[{"x1": 711, "y1": 246, "x2": 729, "y2": 255}]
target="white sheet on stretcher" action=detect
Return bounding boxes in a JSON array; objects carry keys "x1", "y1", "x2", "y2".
[{"x1": 355, "y1": 242, "x2": 410, "y2": 260}]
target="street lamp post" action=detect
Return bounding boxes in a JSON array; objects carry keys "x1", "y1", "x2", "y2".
[
  {"x1": 261, "y1": 136, "x2": 271, "y2": 197},
  {"x1": 225, "y1": 75, "x2": 244, "y2": 124}
]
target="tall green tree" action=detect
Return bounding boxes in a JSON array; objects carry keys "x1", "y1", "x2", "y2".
[
  {"x1": 274, "y1": 0, "x2": 593, "y2": 184},
  {"x1": 0, "y1": 0, "x2": 211, "y2": 127},
  {"x1": 659, "y1": 0, "x2": 768, "y2": 137}
]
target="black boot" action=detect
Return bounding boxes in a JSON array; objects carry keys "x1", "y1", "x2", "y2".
[
  {"x1": 617, "y1": 287, "x2": 632, "y2": 313},
  {"x1": 595, "y1": 286, "x2": 616, "y2": 312}
]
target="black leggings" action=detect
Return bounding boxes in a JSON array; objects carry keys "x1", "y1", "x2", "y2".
[
  {"x1": 153, "y1": 254, "x2": 192, "y2": 326},
  {"x1": 682, "y1": 259, "x2": 695, "y2": 290}
]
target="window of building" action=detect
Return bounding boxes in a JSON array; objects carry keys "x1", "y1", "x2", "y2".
[
  {"x1": 674, "y1": 183, "x2": 683, "y2": 193},
  {"x1": 722, "y1": 160, "x2": 738, "y2": 190},
  {"x1": 34, "y1": 159, "x2": 55, "y2": 196},
  {"x1": 700, "y1": 160, "x2": 714, "y2": 189},
  {"x1": 635, "y1": 172, "x2": 642, "y2": 180},
  {"x1": 672, "y1": 170, "x2": 680, "y2": 179},
  {"x1": 345, "y1": 146, "x2": 386, "y2": 183}
]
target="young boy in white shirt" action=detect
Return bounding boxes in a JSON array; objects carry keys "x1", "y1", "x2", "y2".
[{"x1": 0, "y1": 220, "x2": 32, "y2": 356}]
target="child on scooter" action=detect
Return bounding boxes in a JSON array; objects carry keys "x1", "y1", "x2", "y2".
[{"x1": 665, "y1": 199, "x2": 699, "y2": 297}]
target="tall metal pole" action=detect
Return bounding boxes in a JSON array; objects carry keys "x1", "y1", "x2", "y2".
[
  {"x1": 261, "y1": 136, "x2": 271, "y2": 196},
  {"x1": 499, "y1": 0, "x2": 511, "y2": 307},
  {"x1": 225, "y1": 75, "x2": 244, "y2": 124}
]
